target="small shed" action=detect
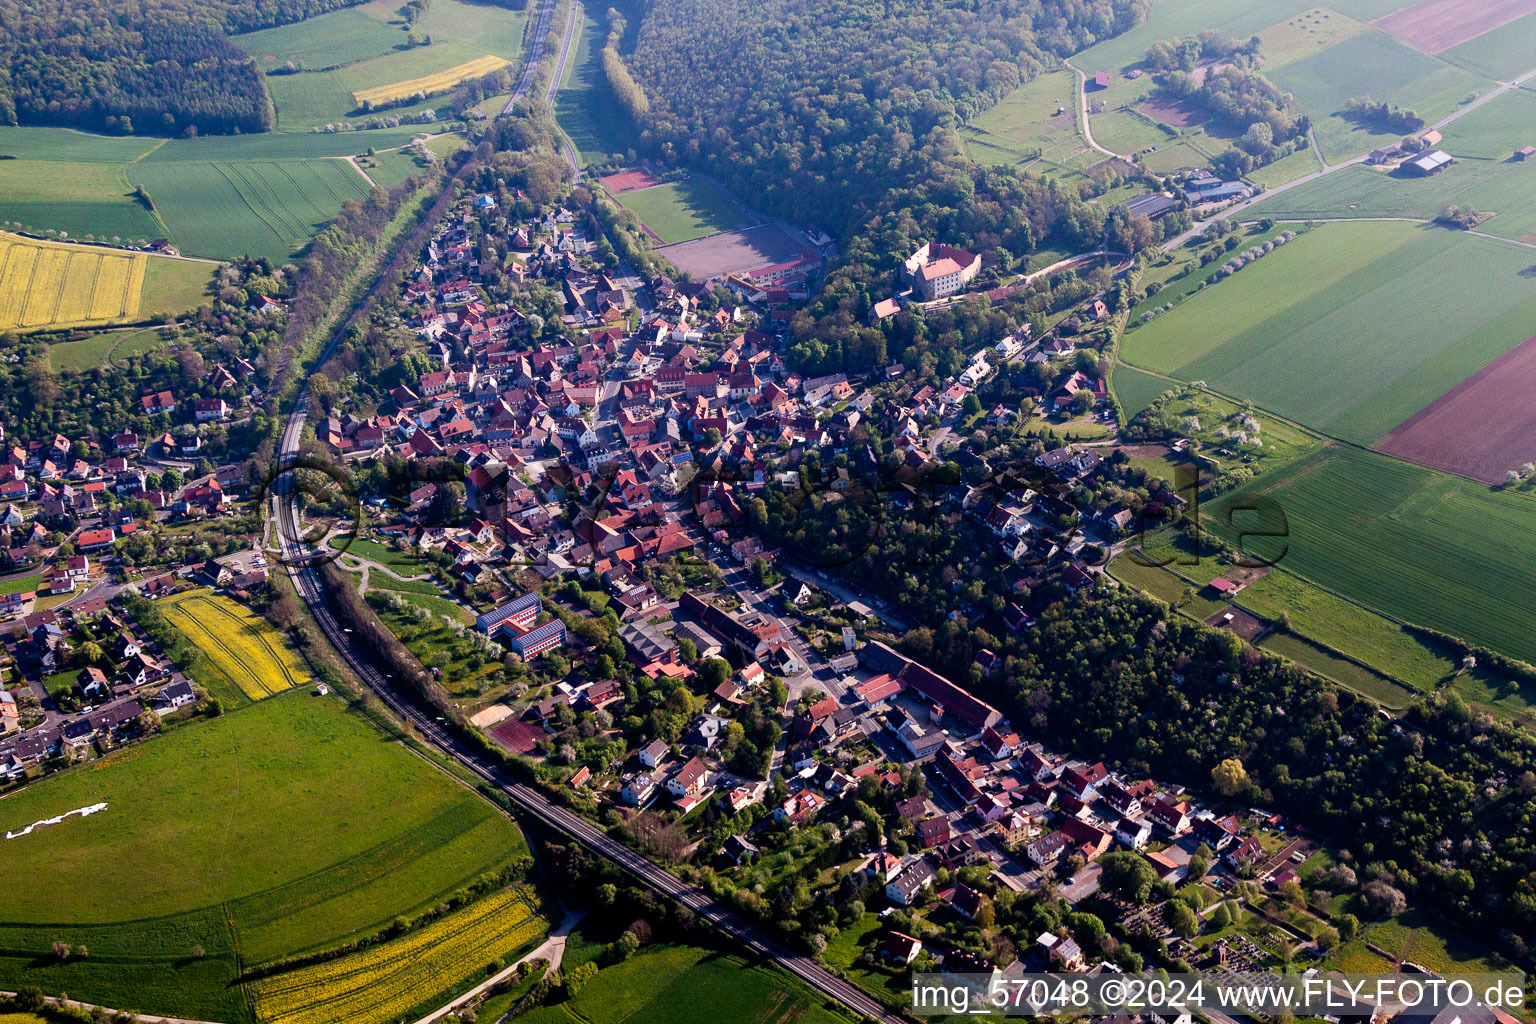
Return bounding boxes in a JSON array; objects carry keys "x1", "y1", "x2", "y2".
[
  {"x1": 1207, "y1": 576, "x2": 1237, "y2": 597},
  {"x1": 1093, "y1": 71, "x2": 1110, "y2": 89}
]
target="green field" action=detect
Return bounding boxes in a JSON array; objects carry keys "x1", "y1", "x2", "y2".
[
  {"x1": 1255, "y1": 7, "x2": 1369, "y2": 68},
  {"x1": 1206, "y1": 444, "x2": 1536, "y2": 665},
  {"x1": 0, "y1": 694, "x2": 528, "y2": 1018},
  {"x1": 0, "y1": 126, "x2": 416, "y2": 260},
  {"x1": 1072, "y1": 0, "x2": 1314, "y2": 73},
  {"x1": 249, "y1": 0, "x2": 528, "y2": 130},
  {"x1": 1090, "y1": 108, "x2": 1174, "y2": 154},
  {"x1": 1259, "y1": 630, "x2": 1416, "y2": 709},
  {"x1": 1245, "y1": 145, "x2": 1323, "y2": 187},
  {"x1": 236, "y1": 7, "x2": 407, "y2": 70},
  {"x1": 1121, "y1": 222, "x2": 1536, "y2": 444},
  {"x1": 1250, "y1": 155, "x2": 1536, "y2": 243},
  {"x1": 615, "y1": 178, "x2": 747, "y2": 244},
  {"x1": 1237, "y1": 568, "x2": 1456, "y2": 688},
  {"x1": 48, "y1": 324, "x2": 177, "y2": 371},
  {"x1": 127, "y1": 158, "x2": 371, "y2": 262},
  {"x1": 1267, "y1": 31, "x2": 1494, "y2": 163},
  {"x1": 1111, "y1": 363, "x2": 1174, "y2": 418},
  {"x1": 555, "y1": 1, "x2": 643, "y2": 167},
  {"x1": 964, "y1": 70, "x2": 1090, "y2": 172},
  {"x1": 519, "y1": 943, "x2": 854, "y2": 1024},
  {"x1": 1441, "y1": 11, "x2": 1536, "y2": 79}
]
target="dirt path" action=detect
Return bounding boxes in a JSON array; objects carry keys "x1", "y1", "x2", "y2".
[
  {"x1": 341, "y1": 154, "x2": 377, "y2": 187},
  {"x1": 1063, "y1": 59, "x2": 1125, "y2": 161},
  {"x1": 411, "y1": 909, "x2": 586, "y2": 1024}
]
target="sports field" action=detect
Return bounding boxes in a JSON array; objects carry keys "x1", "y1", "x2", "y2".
[
  {"x1": 1205, "y1": 444, "x2": 1536, "y2": 665},
  {"x1": 1267, "y1": 30, "x2": 1494, "y2": 163},
  {"x1": 613, "y1": 178, "x2": 747, "y2": 244},
  {"x1": 0, "y1": 233, "x2": 159, "y2": 331},
  {"x1": 0, "y1": 694, "x2": 531, "y2": 1019},
  {"x1": 160, "y1": 589, "x2": 308, "y2": 700},
  {"x1": 127, "y1": 158, "x2": 372, "y2": 262},
  {"x1": 1120, "y1": 222, "x2": 1536, "y2": 445}
]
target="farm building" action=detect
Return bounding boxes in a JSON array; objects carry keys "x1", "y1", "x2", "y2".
[
  {"x1": 1190, "y1": 182, "x2": 1248, "y2": 203},
  {"x1": 1092, "y1": 71, "x2": 1109, "y2": 88},
  {"x1": 1121, "y1": 194, "x2": 1179, "y2": 219},
  {"x1": 1404, "y1": 150, "x2": 1453, "y2": 176},
  {"x1": 1515, "y1": 146, "x2": 1535, "y2": 161}
]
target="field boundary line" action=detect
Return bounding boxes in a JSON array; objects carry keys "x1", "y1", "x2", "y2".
[{"x1": 211, "y1": 162, "x2": 292, "y2": 247}]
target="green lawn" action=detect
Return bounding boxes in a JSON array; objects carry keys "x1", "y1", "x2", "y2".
[
  {"x1": 519, "y1": 943, "x2": 856, "y2": 1024},
  {"x1": 1441, "y1": 85, "x2": 1536, "y2": 159},
  {"x1": 1205, "y1": 444, "x2": 1536, "y2": 666},
  {"x1": 0, "y1": 572, "x2": 43, "y2": 595},
  {"x1": 0, "y1": 693, "x2": 528, "y2": 1019},
  {"x1": 615, "y1": 178, "x2": 747, "y2": 244},
  {"x1": 0, "y1": 159, "x2": 165, "y2": 243},
  {"x1": 330, "y1": 535, "x2": 429, "y2": 571},
  {"x1": 1236, "y1": 568, "x2": 1456, "y2": 689},
  {"x1": 1090, "y1": 108, "x2": 1174, "y2": 154},
  {"x1": 1122, "y1": 221, "x2": 1536, "y2": 445}
]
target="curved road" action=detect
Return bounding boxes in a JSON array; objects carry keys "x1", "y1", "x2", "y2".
[{"x1": 271, "y1": 484, "x2": 901, "y2": 1024}]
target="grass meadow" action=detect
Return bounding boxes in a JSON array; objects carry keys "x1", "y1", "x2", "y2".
[
  {"x1": 615, "y1": 178, "x2": 747, "y2": 244},
  {"x1": 520, "y1": 942, "x2": 857, "y2": 1024},
  {"x1": 1255, "y1": 7, "x2": 1369, "y2": 68},
  {"x1": 1205, "y1": 444, "x2": 1536, "y2": 665},
  {"x1": 1258, "y1": 631, "x2": 1417, "y2": 710},
  {"x1": 0, "y1": 693, "x2": 530, "y2": 1018},
  {"x1": 127, "y1": 158, "x2": 371, "y2": 262},
  {"x1": 963, "y1": 70, "x2": 1090, "y2": 172},
  {"x1": 1441, "y1": 11, "x2": 1536, "y2": 78},
  {"x1": 48, "y1": 324, "x2": 174, "y2": 371},
  {"x1": 1110, "y1": 363, "x2": 1173, "y2": 418},
  {"x1": 1250, "y1": 158, "x2": 1536, "y2": 243},
  {"x1": 1121, "y1": 222, "x2": 1536, "y2": 445},
  {"x1": 555, "y1": 0, "x2": 643, "y2": 167},
  {"x1": 1071, "y1": 0, "x2": 1313, "y2": 73},
  {"x1": 235, "y1": 7, "x2": 406, "y2": 70},
  {"x1": 1268, "y1": 31, "x2": 1494, "y2": 164},
  {"x1": 1236, "y1": 568, "x2": 1457, "y2": 689}
]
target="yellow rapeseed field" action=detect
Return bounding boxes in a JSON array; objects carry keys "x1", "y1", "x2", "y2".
[
  {"x1": 161, "y1": 590, "x2": 308, "y2": 701},
  {"x1": 0, "y1": 231, "x2": 146, "y2": 330},
  {"x1": 250, "y1": 885, "x2": 547, "y2": 1024},
  {"x1": 352, "y1": 55, "x2": 511, "y2": 108}
]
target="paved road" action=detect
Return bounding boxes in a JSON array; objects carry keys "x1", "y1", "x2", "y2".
[
  {"x1": 501, "y1": 0, "x2": 562, "y2": 115},
  {"x1": 274, "y1": 438, "x2": 900, "y2": 1022},
  {"x1": 1163, "y1": 62, "x2": 1536, "y2": 250}
]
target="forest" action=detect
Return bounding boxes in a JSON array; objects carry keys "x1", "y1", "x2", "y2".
[
  {"x1": 624, "y1": 0, "x2": 1145, "y2": 237},
  {"x1": 0, "y1": 0, "x2": 363, "y2": 134}
]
